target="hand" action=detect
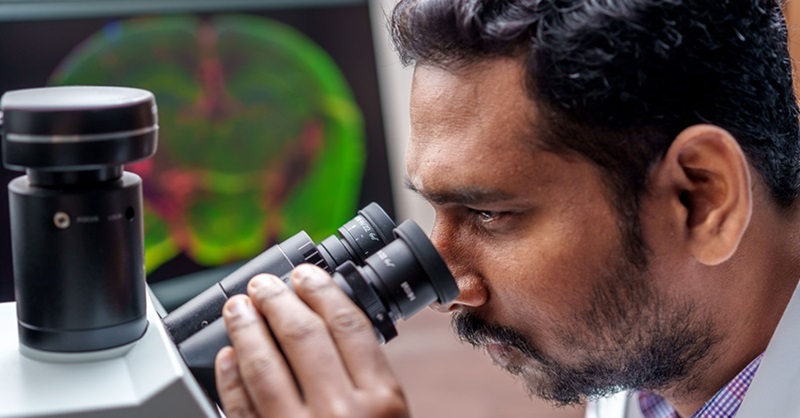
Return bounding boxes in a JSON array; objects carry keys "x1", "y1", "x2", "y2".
[{"x1": 214, "y1": 264, "x2": 410, "y2": 418}]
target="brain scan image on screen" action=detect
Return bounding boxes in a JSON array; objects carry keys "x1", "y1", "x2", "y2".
[{"x1": 48, "y1": 15, "x2": 366, "y2": 273}]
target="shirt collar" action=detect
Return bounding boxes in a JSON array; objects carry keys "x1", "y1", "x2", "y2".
[{"x1": 638, "y1": 352, "x2": 764, "y2": 418}]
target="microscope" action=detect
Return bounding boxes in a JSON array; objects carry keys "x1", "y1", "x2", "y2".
[{"x1": 0, "y1": 86, "x2": 458, "y2": 417}]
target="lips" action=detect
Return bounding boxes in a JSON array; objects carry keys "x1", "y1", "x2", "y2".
[{"x1": 485, "y1": 341, "x2": 520, "y2": 368}]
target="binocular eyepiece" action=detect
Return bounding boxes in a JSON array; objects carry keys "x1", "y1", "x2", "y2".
[
  {"x1": 177, "y1": 217, "x2": 457, "y2": 404},
  {"x1": 165, "y1": 202, "x2": 458, "y2": 345},
  {"x1": 163, "y1": 202, "x2": 398, "y2": 343}
]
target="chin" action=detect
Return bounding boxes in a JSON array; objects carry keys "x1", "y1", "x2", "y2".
[
  {"x1": 521, "y1": 372, "x2": 587, "y2": 407},
  {"x1": 511, "y1": 359, "x2": 609, "y2": 407}
]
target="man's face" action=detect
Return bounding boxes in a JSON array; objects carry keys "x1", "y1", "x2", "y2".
[{"x1": 405, "y1": 60, "x2": 717, "y2": 405}]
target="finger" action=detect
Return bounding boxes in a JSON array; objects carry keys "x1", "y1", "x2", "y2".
[
  {"x1": 222, "y1": 293, "x2": 305, "y2": 416},
  {"x1": 215, "y1": 346, "x2": 258, "y2": 418},
  {"x1": 247, "y1": 273, "x2": 354, "y2": 404},
  {"x1": 290, "y1": 264, "x2": 399, "y2": 389}
]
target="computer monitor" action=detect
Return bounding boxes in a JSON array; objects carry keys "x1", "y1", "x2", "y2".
[{"x1": 0, "y1": 0, "x2": 395, "y2": 303}]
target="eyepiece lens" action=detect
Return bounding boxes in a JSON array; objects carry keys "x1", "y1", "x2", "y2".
[
  {"x1": 363, "y1": 240, "x2": 437, "y2": 319},
  {"x1": 343, "y1": 220, "x2": 457, "y2": 339},
  {"x1": 392, "y1": 220, "x2": 459, "y2": 304}
]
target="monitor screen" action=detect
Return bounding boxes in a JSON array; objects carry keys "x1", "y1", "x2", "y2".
[{"x1": 0, "y1": 0, "x2": 395, "y2": 303}]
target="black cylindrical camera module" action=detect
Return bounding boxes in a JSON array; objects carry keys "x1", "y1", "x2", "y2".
[
  {"x1": 163, "y1": 202, "x2": 397, "y2": 344},
  {"x1": 1, "y1": 86, "x2": 158, "y2": 354},
  {"x1": 177, "y1": 219, "x2": 458, "y2": 405}
]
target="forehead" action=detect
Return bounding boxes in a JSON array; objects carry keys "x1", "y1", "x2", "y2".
[
  {"x1": 407, "y1": 59, "x2": 547, "y2": 193},
  {"x1": 409, "y1": 59, "x2": 535, "y2": 145}
]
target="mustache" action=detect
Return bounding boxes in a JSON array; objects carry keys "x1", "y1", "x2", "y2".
[{"x1": 452, "y1": 311, "x2": 546, "y2": 364}]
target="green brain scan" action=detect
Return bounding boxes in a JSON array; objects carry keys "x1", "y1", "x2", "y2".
[{"x1": 50, "y1": 15, "x2": 366, "y2": 272}]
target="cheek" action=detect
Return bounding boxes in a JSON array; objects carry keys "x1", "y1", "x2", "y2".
[{"x1": 478, "y1": 205, "x2": 624, "y2": 325}]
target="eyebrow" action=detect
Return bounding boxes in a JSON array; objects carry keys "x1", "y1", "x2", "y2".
[{"x1": 403, "y1": 175, "x2": 514, "y2": 206}]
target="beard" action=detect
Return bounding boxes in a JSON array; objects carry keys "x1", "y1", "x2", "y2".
[{"x1": 452, "y1": 228, "x2": 719, "y2": 406}]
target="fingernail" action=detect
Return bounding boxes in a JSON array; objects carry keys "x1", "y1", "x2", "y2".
[
  {"x1": 294, "y1": 264, "x2": 327, "y2": 286},
  {"x1": 217, "y1": 348, "x2": 235, "y2": 372},
  {"x1": 249, "y1": 274, "x2": 268, "y2": 290},
  {"x1": 249, "y1": 274, "x2": 281, "y2": 292},
  {"x1": 226, "y1": 296, "x2": 250, "y2": 318}
]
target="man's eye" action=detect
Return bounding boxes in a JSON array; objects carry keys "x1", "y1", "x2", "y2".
[
  {"x1": 460, "y1": 207, "x2": 521, "y2": 234},
  {"x1": 467, "y1": 208, "x2": 500, "y2": 223}
]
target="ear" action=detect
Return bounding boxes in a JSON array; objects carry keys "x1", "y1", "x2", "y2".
[{"x1": 651, "y1": 124, "x2": 753, "y2": 265}]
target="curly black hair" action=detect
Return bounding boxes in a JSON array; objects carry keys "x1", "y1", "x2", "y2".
[{"x1": 392, "y1": 0, "x2": 800, "y2": 211}]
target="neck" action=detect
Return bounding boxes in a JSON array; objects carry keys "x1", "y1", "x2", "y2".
[{"x1": 660, "y1": 198, "x2": 800, "y2": 417}]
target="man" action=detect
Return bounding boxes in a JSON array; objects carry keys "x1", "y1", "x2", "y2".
[{"x1": 213, "y1": 0, "x2": 800, "y2": 417}]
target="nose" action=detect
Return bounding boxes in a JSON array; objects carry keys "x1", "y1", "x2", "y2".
[
  {"x1": 430, "y1": 274, "x2": 488, "y2": 313},
  {"x1": 429, "y1": 217, "x2": 488, "y2": 313}
]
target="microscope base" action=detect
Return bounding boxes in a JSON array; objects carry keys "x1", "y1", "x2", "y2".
[{"x1": 0, "y1": 295, "x2": 220, "y2": 417}]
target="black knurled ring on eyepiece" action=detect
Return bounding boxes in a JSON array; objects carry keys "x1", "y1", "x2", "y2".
[{"x1": 335, "y1": 261, "x2": 397, "y2": 342}]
